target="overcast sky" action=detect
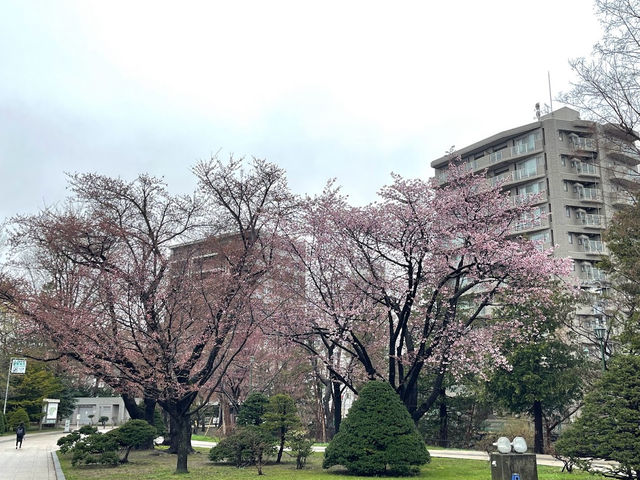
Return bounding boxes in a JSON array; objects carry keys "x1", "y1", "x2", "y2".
[{"x1": 0, "y1": 1, "x2": 601, "y2": 224}]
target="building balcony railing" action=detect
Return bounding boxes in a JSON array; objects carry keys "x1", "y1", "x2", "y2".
[
  {"x1": 511, "y1": 217, "x2": 548, "y2": 233},
  {"x1": 570, "y1": 136, "x2": 596, "y2": 151},
  {"x1": 512, "y1": 191, "x2": 547, "y2": 206},
  {"x1": 604, "y1": 139, "x2": 640, "y2": 165},
  {"x1": 575, "y1": 213, "x2": 604, "y2": 227},
  {"x1": 610, "y1": 191, "x2": 635, "y2": 206},
  {"x1": 585, "y1": 213, "x2": 604, "y2": 226},
  {"x1": 573, "y1": 161, "x2": 599, "y2": 176},
  {"x1": 511, "y1": 142, "x2": 537, "y2": 156},
  {"x1": 512, "y1": 167, "x2": 539, "y2": 182},
  {"x1": 609, "y1": 165, "x2": 640, "y2": 184},
  {"x1": 581, "y1": 268, "x2": 608, "y2": 282},
  {"x1": 582, "y1": 239, "x2": 605, "y2": 254},
  {"x1": 576, "y1": 187, "x2": 602, "y2": 201},
  {"x1": 490, "y1": 167, "x2": 542, "y2": 188},
  {"x1": 486, "y1": 139, "x2": 544, "y2": 167}
]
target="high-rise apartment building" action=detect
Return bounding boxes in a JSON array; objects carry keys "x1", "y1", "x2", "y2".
[{"x1": 431, "y1": 107, "x2": 640, "y2": 342}]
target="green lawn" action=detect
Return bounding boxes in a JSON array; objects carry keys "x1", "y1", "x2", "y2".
[
  {"x1": 191, "y1": 434, "x2": 219, "y2": 443},
  {"x1": 58, "y1": 450, "x2": 605, "y2": 480}
]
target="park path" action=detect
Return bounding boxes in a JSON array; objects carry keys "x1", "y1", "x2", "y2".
[
  {"x1": 193, "y1": 439, "x2": 567, "y2": 467},
  {"x1": 0, "y1": 431, "x2": 66, "y2": 480}
]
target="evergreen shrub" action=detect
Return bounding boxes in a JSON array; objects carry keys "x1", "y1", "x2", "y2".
[
  {"x1": 7, "y1": 407, "x2": 30, "y2": 430},
  {"x1": 323, "y1": 381, "x2": 430, "y2": 476}
]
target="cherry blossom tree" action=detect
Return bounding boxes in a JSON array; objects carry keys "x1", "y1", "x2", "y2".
[
  {"x1": 281, "y1": 163, "x2": 571, "y2": 422},
  {"x1": 0, "y1": 157, "x2": 294, "y2": 473}
]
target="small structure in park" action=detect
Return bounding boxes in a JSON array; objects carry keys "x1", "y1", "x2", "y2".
[{"x1": 490, "y1": 436, "x2": 538, "y2": 480}]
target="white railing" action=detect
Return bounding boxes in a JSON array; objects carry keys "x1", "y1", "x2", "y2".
[
  {"x1": 583, "y1": 240, "x2": 604, "y2": 253},
  {"x1": 571, "y1": 137, "x2": 596, "y2": 150},
  {"x1": 489, "y1": 172, "x2": 512, "y2": 186},
  {"x1": 583, "y1": 214, "x2": 603, "y2": 226},
  {"x1": 511, "y1": 142, "x2": 536, "y2": 156},
  {"x1": 579, "y1": 187, "x2": 601, "y2": 201},
  {"x1": 513, "y1": 167, "x2": 539, "y2": 181},
  {"x1": 575, "y1": 162, "x2": 598, "y2": 175}
]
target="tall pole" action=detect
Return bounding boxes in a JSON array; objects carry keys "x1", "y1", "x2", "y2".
[
  {"x1": 3, "y1": 359, "x2": 12, "y2": 415},
  {"x1": 599, "y1": 339, "x2": 606, "y2": 371}
]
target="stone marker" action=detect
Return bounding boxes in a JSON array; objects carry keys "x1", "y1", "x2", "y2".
[{"x1": 490, "y1": 452, "x2": 538, "y2": 480}]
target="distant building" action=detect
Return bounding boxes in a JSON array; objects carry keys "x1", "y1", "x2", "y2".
[
  {"x1": 431, "y1": 107, "x2": 640, "y2": 347},
  {"x1": 63, "y1": 397, "x2": 130, "y2": 426}
]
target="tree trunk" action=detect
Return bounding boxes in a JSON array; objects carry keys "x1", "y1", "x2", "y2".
[
  {"x1": 438, "y1": 388, "x2": 448, "y2": 448},
  {"x1": 169, "y1": 412, "x2": 192, "y2": 474},
  {"x1": 276, "y1": 428, "x2": 285, "y2": 463},
  {"x1": 332, "y1": 380, "x2": 342, "y2": 434},
  {"x1": 532, "y1": 400, "x2": 544, "y2": 454},
  {"x1": 166, "y1": 415, "x2": 193, "y2": 454},
  {"x1": 220, "y1": 396, "x2": 233, "y2": 436},
  {"x1": 544, "y1": 420, "x2": 553, "y2": 453},
  {"x1": 321, "y1": 385, "x2": 332, "y2": 441},
  {"x1": 122, "y1": 393, "x2": 144, "y2": 420}
]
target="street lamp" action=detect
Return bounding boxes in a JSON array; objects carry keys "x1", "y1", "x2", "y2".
[{"x1": 594, "y1": 323, "x2": 607, "y2": 371}]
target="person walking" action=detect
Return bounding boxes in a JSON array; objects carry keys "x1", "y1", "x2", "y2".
[{"x1": 15, "y1": 422, "x2": 26, "y2": 449}]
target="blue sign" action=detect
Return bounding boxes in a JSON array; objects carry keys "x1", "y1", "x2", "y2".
[{"x1": 512, "y1": 474, "x2": 520, "y2": 480}]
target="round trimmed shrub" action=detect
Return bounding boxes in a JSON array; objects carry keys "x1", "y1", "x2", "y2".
[
  {"x1": 323, "y1": 381, "x2": 430, "y2": 476},
  {"x1": 7, "y1": 408, "x2": 30, "y2": 430},
  {"x1": 237, "y1": 392, "x2": 269, "y2": 426}
]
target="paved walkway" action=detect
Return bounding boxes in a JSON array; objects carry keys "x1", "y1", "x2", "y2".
[
  {"x1": 193, "y1": 439, "x2": 567, "y2": 467},
  {"x1": 0, "y1": 431, "x2": 66, "y2": 480}
]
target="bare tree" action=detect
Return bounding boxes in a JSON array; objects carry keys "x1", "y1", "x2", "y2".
[{"x1": 563, "y1": 0, "x2": 640, "y2": 141}]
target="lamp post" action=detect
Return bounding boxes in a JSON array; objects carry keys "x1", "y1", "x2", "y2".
[{"x1": 594, "y1": 323, "x2": 607, "y2": 371}]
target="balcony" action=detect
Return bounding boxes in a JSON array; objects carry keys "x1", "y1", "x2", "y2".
[
  {"x1": 582, "y1": 268, "x2": 608, "y2": 283},
  {"x1": 484, "y1": 138, "x2": 544, "y2": 168},
  {"x1": 574, "y1": 212, "x2": 604, "y2": 228},
  {"x1": 512, "y1": 191, "x2": 547, "y2": 206},
  {"x1": 569, "y1": 135, "x2": 596, "y2": 152},
  {"x1": 576, "y1": 187, "x2": 602, "y2": 202},
  {"x1": 583, "y1": 213, "x2": 604, "y2": 227},
  {"x1": 604, "y1": 139, "x2": 640, "y2": 165},
  {"x1": 582, "y1": 239, "x2": 605, "y2": 254},
  {"x1": 610, "y1": 191, "x2": 635, "y2": 206},
  {"x1": 608, "y1": 164, "x2": 640, "y2": 186},
  {"x1": 511, "y1": 217, "x2": 548, "y2": 233},
  {"x1": 573, "y1": 161, "x2": 599, "y2": 176},
  {"x1": 511, "y1": 142, "x2": 537, "y2": 156},
  {"x1": 512, "y1": 167, "x2": 539, "y2": 182}
]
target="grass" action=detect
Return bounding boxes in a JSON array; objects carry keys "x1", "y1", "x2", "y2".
[
  {"x1": 58, "y1": 449, "x2": 606, "y2": 480},
  {"x1": 191, "y1": 434, "x2": 219, "y2": 443}
]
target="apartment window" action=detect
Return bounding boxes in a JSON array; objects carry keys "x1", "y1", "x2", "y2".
[
  {"x1": 565, "y1": 206, "x2": 571, "y2": 217},
  {"x1": 568, "y1": 233, "x2": 573, "y2": 244},
  {"x1": 561, "y1": 157, "x2": 566, "y2": 167},
  {"x1": 564, "y1": 181, "x2": 568, "y2": 192}
]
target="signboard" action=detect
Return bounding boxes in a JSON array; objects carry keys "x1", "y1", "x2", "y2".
[
  {"x1": 46, "y1": 402, "x2": 59, "y2": 421},
  {"x1": 10, "y1": 359, "x2": 27, "y2": 374}
]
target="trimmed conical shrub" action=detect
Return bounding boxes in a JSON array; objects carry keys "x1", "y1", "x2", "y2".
[{"x1": 323, "y1": 381, "x2": 430, "y2": 476}]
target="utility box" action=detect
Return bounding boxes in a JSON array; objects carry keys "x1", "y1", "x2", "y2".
[{"x1": 490, "y1": 453, "x2": 538, "y2": 480}]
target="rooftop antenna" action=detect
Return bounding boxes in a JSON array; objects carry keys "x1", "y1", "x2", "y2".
[{"x1": 548, "y1": 71, "x2": 554, "y2": 116}]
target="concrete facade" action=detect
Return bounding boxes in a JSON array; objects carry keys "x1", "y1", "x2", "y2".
[
  {"x1": 61, "y1": 396, "x2": 130, "y2": 427},
  {"x1": 431, "y1": 107, "x2": 640, "y2": 347}
]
